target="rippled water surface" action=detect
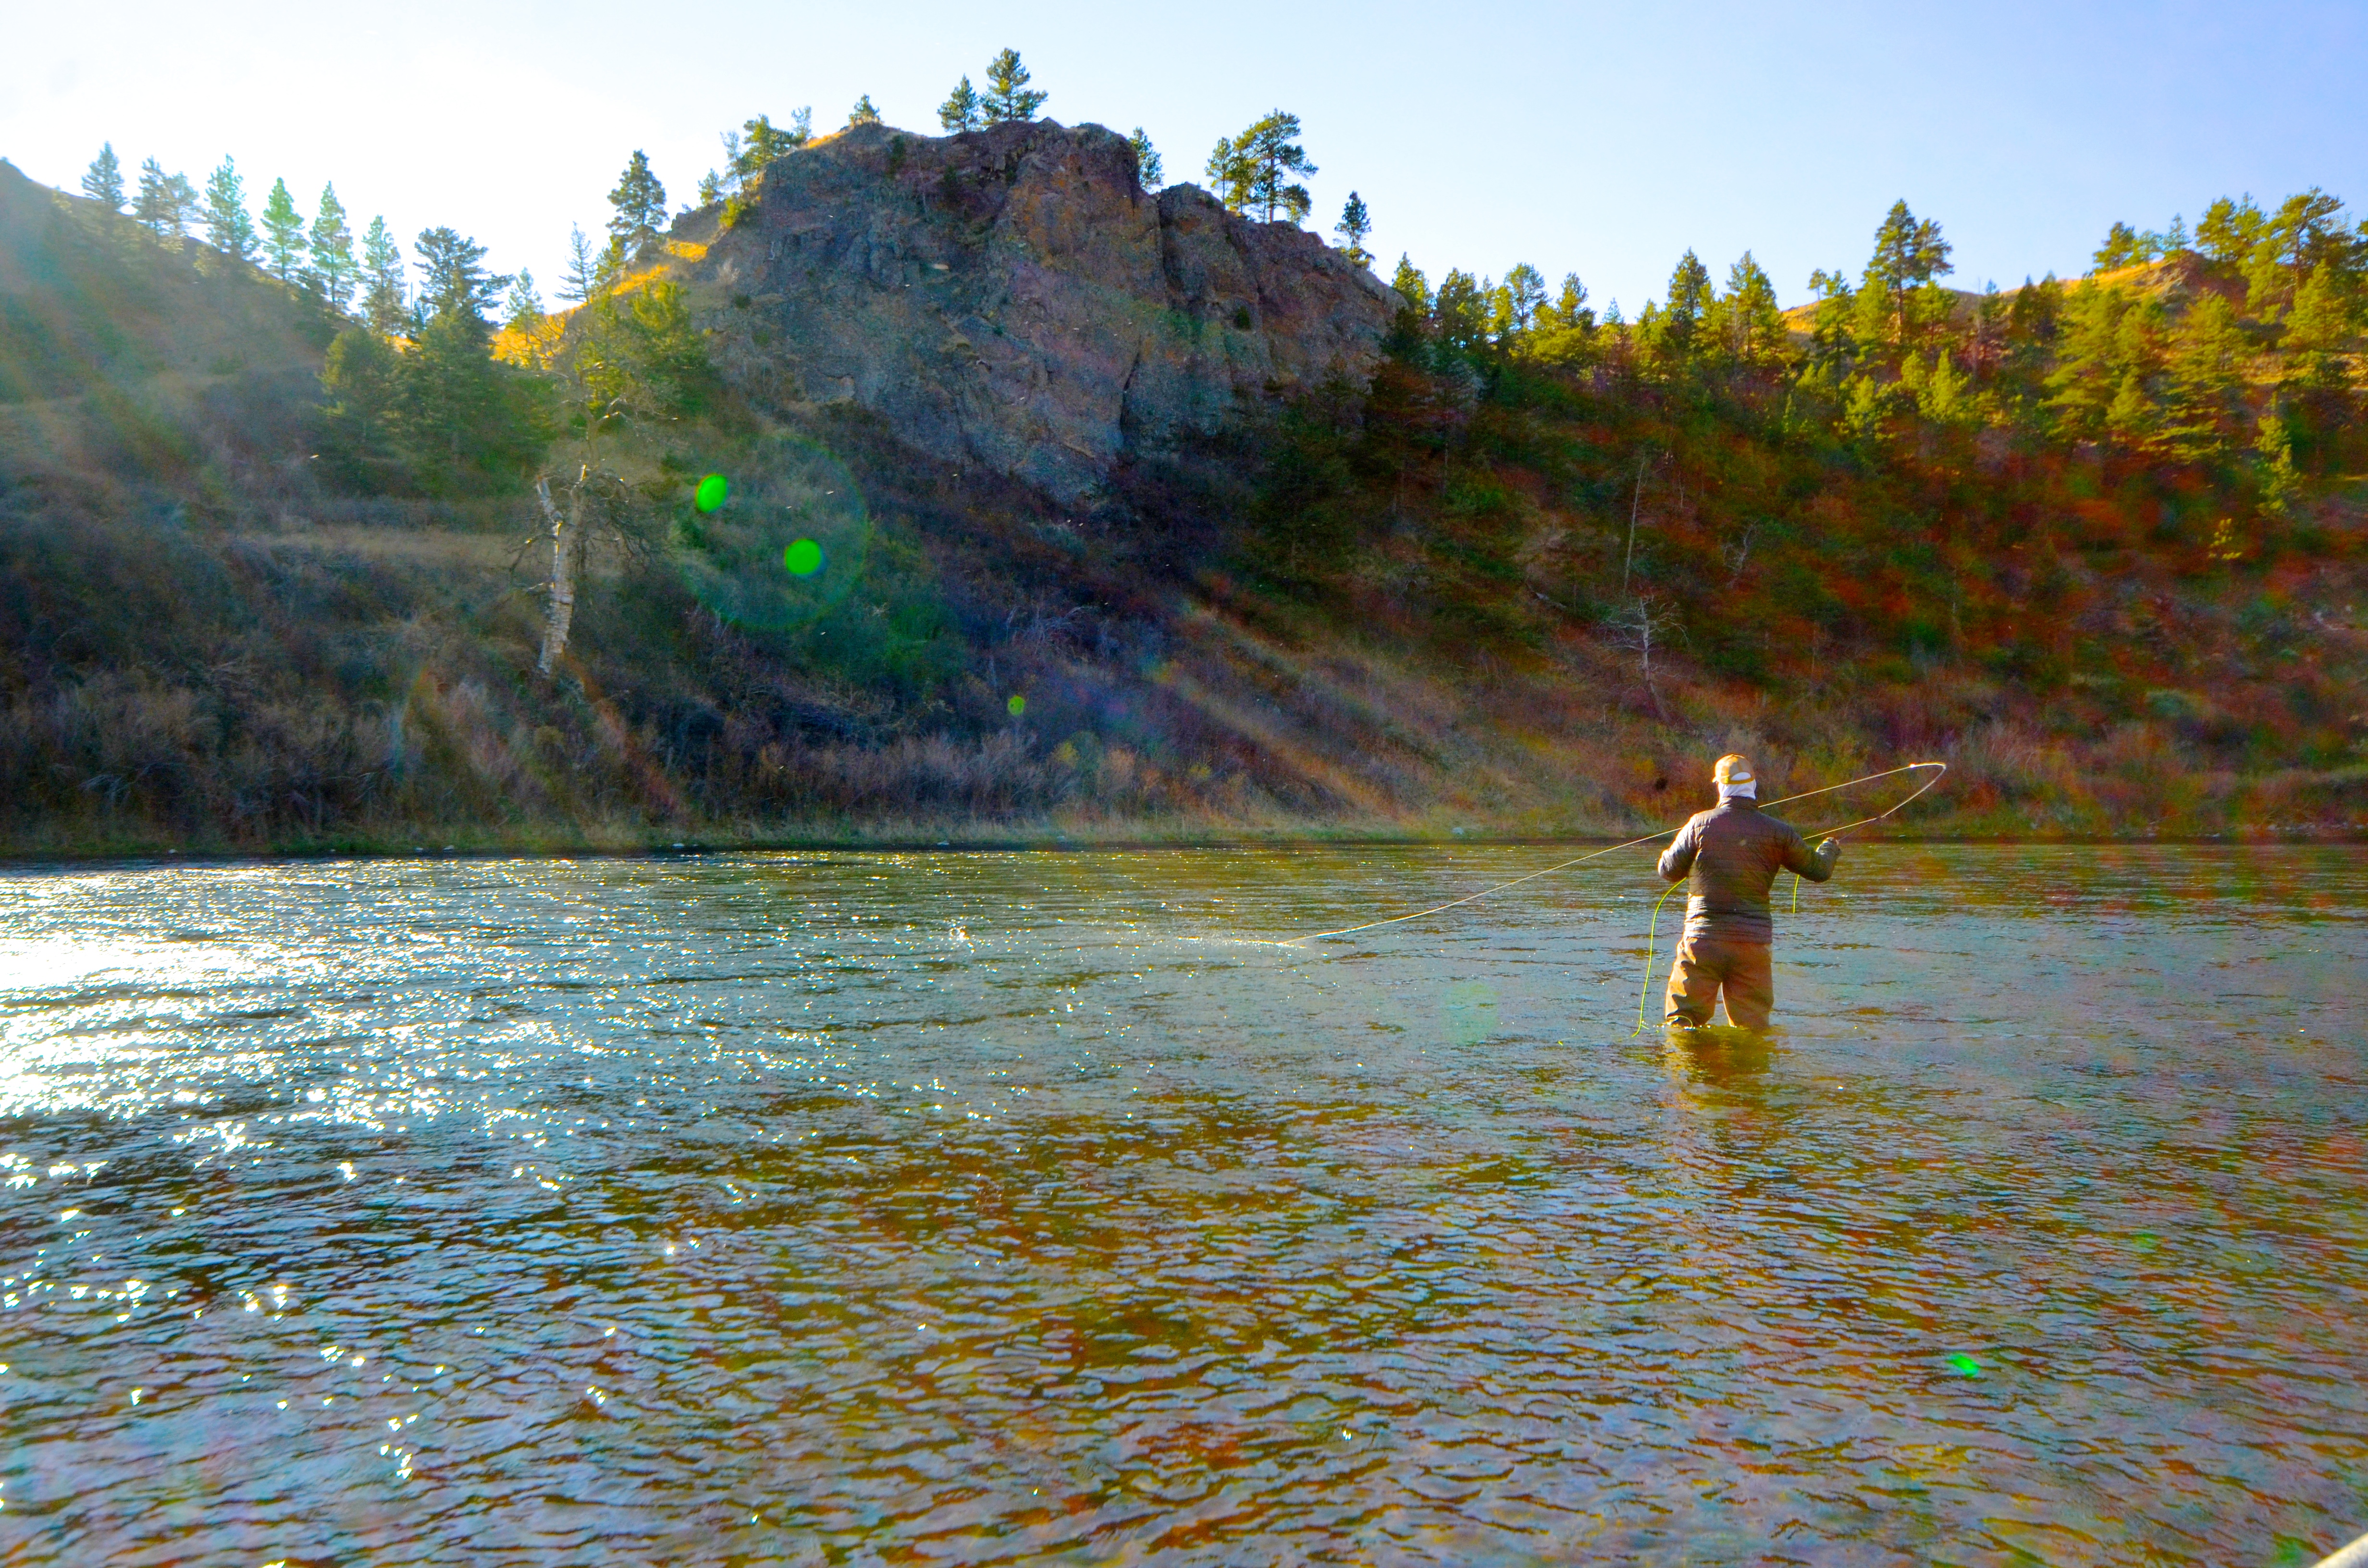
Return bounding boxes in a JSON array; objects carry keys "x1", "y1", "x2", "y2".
[{"x1": 2, "y1": 845, "x2": 2365, "y2": 1565}]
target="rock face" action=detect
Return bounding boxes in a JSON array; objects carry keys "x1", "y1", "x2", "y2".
[{"x1": 684, "y1": 122, "x2": 1399, "y2": 503}]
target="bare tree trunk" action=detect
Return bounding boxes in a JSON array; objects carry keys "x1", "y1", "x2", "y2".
[
  {"x1": 1622, "y1": 451, "x2": 1650, "y2": 596},
  {"x1": 1638, "y1": 612, "x2": 1665, "y2": 719},
  {"x1": 536, "y1": 469, "x2": 584, "y2": 675},
  {"x1": 1619, "y1": 593, "x2": 1674, "y2": 721}
]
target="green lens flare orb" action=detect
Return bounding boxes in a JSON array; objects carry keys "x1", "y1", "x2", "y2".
[
  {"x1": 694, "y1": 474, "x2": 729, "y2": 513},
  {"x1": 1948, "y1": 1354, "x2": 1983, "y2": 1377},
  {"x1": 1007, "y1": 694, "x2": 1026, "y2": 717},
  {"x1": 784, "y1": 538, "x2": 823, "y2": 576}
]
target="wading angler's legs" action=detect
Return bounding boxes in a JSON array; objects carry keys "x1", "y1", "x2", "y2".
[
  {"x1": 1665, "y1": 936, "x2": 1774, "y2": 1031},
  {"x1": 1664, "y1": 934, "x2": 1723, "y2": 1029}
]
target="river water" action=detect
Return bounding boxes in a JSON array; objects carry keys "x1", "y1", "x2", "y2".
[{"x1": 0, "y1": 845, "x2": 2362, "y2": 1565}]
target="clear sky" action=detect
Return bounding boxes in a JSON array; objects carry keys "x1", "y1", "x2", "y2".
[{"x1": 7, "y1": 0, "x2": 2365, "y2": 313}]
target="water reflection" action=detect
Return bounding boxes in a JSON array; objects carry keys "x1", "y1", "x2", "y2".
[
  {"x1": 0, "y1": 846, "x2": 2363, "y2": 1563},
  {"x1": 1662, "y1": 1025, "x2": 1773, "y2": 1085}
]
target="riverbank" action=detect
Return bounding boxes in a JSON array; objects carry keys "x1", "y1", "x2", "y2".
[{"x1": 6, "y1": 798, "x2": 2363, "y2": 863}]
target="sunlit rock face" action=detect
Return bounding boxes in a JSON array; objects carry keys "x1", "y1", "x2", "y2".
[{"x1": 688, "y1": 121, "x2": 1399, "y2": 503}]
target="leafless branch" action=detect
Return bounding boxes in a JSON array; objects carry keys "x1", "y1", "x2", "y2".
[
  {"x1": 1723, "y1": 523, "x2": 1760, "y2": 587},
  {"x1": 1610, "y1": 592, "x2": 1680, "y2": 719}
]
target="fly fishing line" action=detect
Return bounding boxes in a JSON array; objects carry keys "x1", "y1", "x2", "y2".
[{"x1": 1292, "y1": 761, "x2": 1946, "y2": 947}]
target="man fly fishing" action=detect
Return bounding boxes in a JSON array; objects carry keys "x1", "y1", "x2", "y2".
[{"x1": 1656, "y1": 754, "x2": 1839, "y2": 1034}]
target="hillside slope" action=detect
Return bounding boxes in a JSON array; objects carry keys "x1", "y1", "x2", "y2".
[
  {"x1": 0, "y1": 159, "x2": 333, "y2": 398},
  {"x1": 0, "y1": 158, "x2": 337, "y2": 494},
  {"x1": 0, "y1": 146, "x2": 2363, "y2": 856}
]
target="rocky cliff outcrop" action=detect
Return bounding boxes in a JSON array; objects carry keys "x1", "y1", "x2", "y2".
[{"x1": 680, "y1": 122, "x2": 1398, "y2": 503}]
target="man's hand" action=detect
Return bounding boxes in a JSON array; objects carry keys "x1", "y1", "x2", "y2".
[{"x1": 1817, "y1": 838, "x2": 1841, "y2": 863}]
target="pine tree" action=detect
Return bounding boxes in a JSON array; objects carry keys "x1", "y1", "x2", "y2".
[
  {"x1": 2196, "y1": 196, "x2": 2265, "y2": 268},
  {"x1": 1907, "y1": 348, "x2": 1974, "y2": 424},
  {"x1": 1802, "y1": 268, "x2": 1857, "y2": 383},
  {"x1": 2005, "y1": 274, "x2": 2062, "y2": 343},
  {"x1": 720, "y1": 110, "x2": 814, "y2": 202},
  {"x1": 940, "y1": 77, "x2": 984, "y2": 133},
  {"x1": 1862, "y1": 199, "x2": 1952, "y2": 344},
  {"x1": 2282, "y1": 265, "x2": 2356, "y2": 392},
  {"x1": 2263, "y1": 190, "x2": 2353, "y2": 275},
  {"x1": 1500, "y1": 263, "x2": 1546, "y2": 336},
  {"x1": 2248, "y1": 189, "x2": 2360, "y2": 318},
  {"x1": 259, "y1": 177, "x2": 307, "y2": 283},
  {"x1": 2092, "y1": 221, "x2": 2156, "y2": 273},
  {"x1": 2102, "y1": 368, "x2": 2157, "y2": 443},
  {"x1": 504, "y1": 270, "x2": 546, "y2": 330},
  {"x1": 2254, "y1": 400, "x2": 2301, "y2": 515},
  {"x1": 1204, "y1": 138, "x2": 1251, "y2": 213},
  {"x1": 2284, "y1": 264, "x2": 2355, "y2": 350},
  {"x1": 1549, "y1": 274, "x2": 1592, "y2": 329},
  {"x1": 202, "y1": 157, "x2": 257, "y2": 264},
  {"x1": 319, "y1": 325, "x2": 407, "y2": 490},
  {"x1": 307, "y1": 184, "x2": 355, "y2": 311},
  {"x1": 1225, "y1": 111, "x2": 1315, "y2": 224},
  {"x1": 981, "y1": 49, "x2": 1046, "y2": 123},
  {"x1": 605, "y1": 151, "x2": 668, "y2": 261},
  {"x1": 1483, "y1": 273, "x2": 1513, "y2": 340},
  {"x1": 702, "y1": 128, "x2": 748, "y2": 205},
  {"x1": 165, "y1": 172, "x2": 200, "y2": 236},
  {"x1": 1840, "y1": 371, "x2": 1901, "y2": 444},
  {"x1": 558, "y1": 225, "x2": 600, "y2": 304},
  {"x1": 1964, "y1": 279, "x2": 2009, "y2": 378},
  {"x1": 1391, "y1": 255, "x2": 1431, "y2": 315},
  {"x1": 134, "y1": 158, "x2": 179, "y2": 235},
  {"x1": 360, "y1": 216, "x2": 408, "y2": 336},
  {"x1": 579, "y1": 282, "x2": 717, "y2": 426},
  {"x1": 139, "y1": 166, "x2": 200, "y2": 239},
  {"x1": 1719, "y1": 251, "x2": 1784, "y2": 364},
  {"x1": 413, "y1": 227, "x2": 509, "y2": 336},
  {"x1": 2160, "y1": 291, "x2": 2246, "y2": 457},
  {"x1": 1128, "y1": 128, "x2": 1162, "y2": 188},
  {"x1": 1655, "y1": 250, "x2": 1713, "y2": 361},
  {"x1": 2045, "y1": 282, "x2": 2165, "y2": 441},
  {"x1": 730, "y1": 114, "x2": 808, "y2": 182},
  {"x1": 400, "y1": 310, "x2": 510, "y2": 484},
  {"x1": 1333, "y1": 192, "x2": 1371, "y2": 267},
  {"x1": 134, "y1": 159, "x2": 196, "y2": 237},
  {"x1": 1433, "y1": 269, "x2": 1487, "y2": 353},
  {"x1": 81, "y1": 143, "x2": 125, "y2": 212},
  {"x1": 1528, "y1": 272, "x2": 1597, "y2": 364},
  {"x1": 846, "y1": 95, "x2": 882, "y2": 128},
  {"x1": 392, "y1": 232, "x2": 541, "y2": 490}
]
